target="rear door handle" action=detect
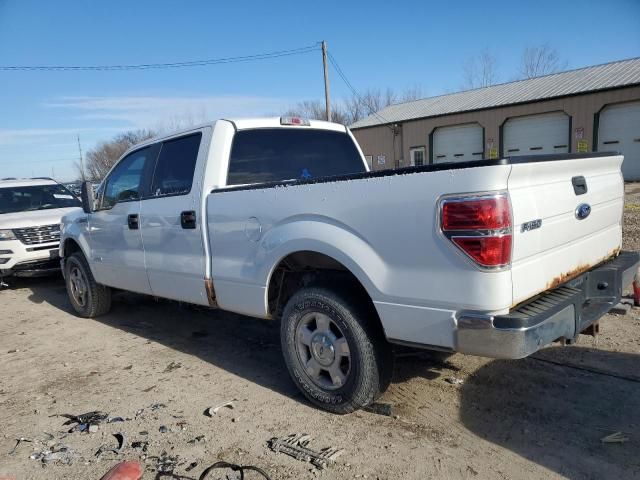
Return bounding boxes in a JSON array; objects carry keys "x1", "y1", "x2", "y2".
[
  {"x1": 127, "y1": 214, "x2": 139, "y2": 230},
  {"x1": 181, "y1": 210, "x2": 196, "y2": 229}
]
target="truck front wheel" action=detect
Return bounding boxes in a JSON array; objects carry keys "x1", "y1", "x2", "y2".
[
  {"x1": 64, "y1": 252, "x2": 112, "y2": 318},
  {"x1": 280, "y1": 286, "x2": 392, "y2": 414}
]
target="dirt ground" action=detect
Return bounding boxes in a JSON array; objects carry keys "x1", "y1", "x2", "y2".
[{"x1": 1, "y1": 188, "x2": 640, "y2": 480}]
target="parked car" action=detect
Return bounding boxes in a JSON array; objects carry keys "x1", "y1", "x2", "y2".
[
  {"x1": 59, "y1": 117, "x2": 639, "y2": 413},
  {"x1": 0, "y1": 178, "x2": 82, "y2": 278}
]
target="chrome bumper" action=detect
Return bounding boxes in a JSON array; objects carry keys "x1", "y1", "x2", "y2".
[{"x1": 455, "y1": 251, "x2": 640, "y2": 359}]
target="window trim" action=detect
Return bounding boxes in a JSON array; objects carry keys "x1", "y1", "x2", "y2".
[
  {"x1": 94, "y1": 144, "x2": 159, "y2": 211},
  {"x1": 146, "y1": 132, "x2": 203, "y2": 201}
]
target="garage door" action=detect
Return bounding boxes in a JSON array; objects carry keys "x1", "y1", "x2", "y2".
[
  {"x1": 503, "y1": 112, "x2": 569, "y2": 156},
  {"x1": 598, "y1": 101, "x2": 640, "y2": 181},
  {"x1": 432, "y1": 123, "x2": 483, "y2": 163}
]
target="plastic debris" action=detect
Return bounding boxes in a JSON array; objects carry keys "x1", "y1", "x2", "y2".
[
  {"x1": 188, "y1": 435, "x2": 206, "y2": 444},
  {"x1": 445, "y1": 376, "x2": 464, "y2": 385},
  {"x1": 89, "y1": 424, "x2": 99, "y2": 433},
  {"x1": 205, "y1": 400, "x2": 235, "y2": 417},
  {"x1": 159, "y1": 425, "x2": 168, "y2": 433},
  {"x1": 155, "y1": 452, "x2": 179, "y2": 473},
  {"x1": 268, "y1": 434, "x2": 344, "y2": 470},
  {"x1": 96, "y1": 433, "x2": 127, "y2": 457},
  {"x1": 8, "y1": 437, "x2": 32, "y2": 455},
  {"x1": 185, "y1": 461, "x2": 198, "y2": 472},
  {"x1": 99, "y1": 460, "x2": 143, "y2": 480},
  {"x1": 108, "y1": 416, "x2": 125, "y2": 424},
  {"x1": 601, "y1": 431, "x2": 629, "y2": 443},
  {"x1": 30, "y1": 444, "x2": 74, "y2": 465}
]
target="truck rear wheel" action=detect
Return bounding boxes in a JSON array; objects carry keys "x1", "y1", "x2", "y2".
[
  {"x1": 64, "y1": 252, "x2": 112, "y2": 318},
  {"x1": 280, "y1": 286, "x2": 392, "y2": 414}
]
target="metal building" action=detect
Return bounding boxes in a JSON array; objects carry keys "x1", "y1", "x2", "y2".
[{"x1": 350, "y1": 58, "x2": 640, "y2": 180}]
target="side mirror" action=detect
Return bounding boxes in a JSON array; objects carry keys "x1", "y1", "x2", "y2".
[{"x1": 80, "y1": 181, "x2": 94, "y2": 214}]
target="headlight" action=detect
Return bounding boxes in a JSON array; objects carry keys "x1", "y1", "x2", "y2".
[{"x1": 0, "y1": 229, "x2": 16, "y2": 241}]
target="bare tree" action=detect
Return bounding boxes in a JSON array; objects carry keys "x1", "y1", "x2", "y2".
[
  {"x1": 519, "y1": 44, "x2": 567, "y2": 79},
  {"x1": 462, "y1": 49, "x2": 498, "y2": 89},
  {"x1": 80, "y1": 129, "x2": 155, "y2": 181},
  {"x1": 285, "y1": 86, "x2": 424, "y2": 126}
]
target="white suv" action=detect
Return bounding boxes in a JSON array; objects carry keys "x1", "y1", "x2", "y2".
[{"x1": 0, "y1": 178, "x2": 81, "y2": 278}]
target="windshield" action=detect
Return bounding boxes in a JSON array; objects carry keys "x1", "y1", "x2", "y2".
[{"x1": 0, "y1": 184, "x2": 81, "y2": 214}]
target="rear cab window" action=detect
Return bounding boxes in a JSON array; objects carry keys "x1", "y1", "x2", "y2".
[{"x1": 227, "y1": 128, "x2": 365, "y2": 186}]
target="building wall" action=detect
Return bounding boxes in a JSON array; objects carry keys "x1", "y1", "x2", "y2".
[{"x1": 351, "y1": 85, "x2": 640, "y2": 170}]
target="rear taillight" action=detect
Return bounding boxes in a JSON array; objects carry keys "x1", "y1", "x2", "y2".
[{"x1": 440, "y1": 193, "x2": 512, "y2": 268}]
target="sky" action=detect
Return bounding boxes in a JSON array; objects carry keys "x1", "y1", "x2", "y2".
[{"x1": 0, "y1": 0, "x2": 639, "y2": 181}]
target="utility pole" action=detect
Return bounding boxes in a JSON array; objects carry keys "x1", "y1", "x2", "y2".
[
  {"x1": 77, "y1": 135, "x2": 86, "y2": 181},
  {"x1": 322, "y1": 41, "x2": 331, "y2": 122}
]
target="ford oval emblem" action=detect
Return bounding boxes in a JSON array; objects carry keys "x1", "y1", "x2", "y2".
[{"x1": 575, "y1": 203, "x2": 591, "y2": 220}]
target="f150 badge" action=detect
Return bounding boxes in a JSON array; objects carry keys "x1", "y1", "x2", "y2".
[
  {"x1": 575, "y1": 203, "x2": 591, "y2": 220},
  {"x1": 521, "y1": 219, "x2": 542, "y2": 232}
]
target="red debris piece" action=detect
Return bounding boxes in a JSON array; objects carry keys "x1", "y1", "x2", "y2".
[
  {"x1": 634, "y1": 270, "x2": 640, "y2": 307},
  {"x1": 99, "y1": 460, "x2": 143, "y2": 480}
]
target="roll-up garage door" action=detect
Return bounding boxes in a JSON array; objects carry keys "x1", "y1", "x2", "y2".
[
  {"x1": 598, "y1": 101, "x2": 640, "y2": 181},
  {"x1": 432, "y1": 123, "x2": 483, "y2": 163},
  {"x1": 503, "y1": 112, "x2": 569, "y2": 156}
]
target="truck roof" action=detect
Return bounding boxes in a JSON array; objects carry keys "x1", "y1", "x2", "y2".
[
  {"x1": 139, "y1": 117, "x2": 348, "y2": 146},
  {"x1": 0, "y1": 178, "x2": 58, "y2": 188}
]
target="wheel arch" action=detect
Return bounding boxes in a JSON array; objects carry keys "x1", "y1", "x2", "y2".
[{"x1": 266, "y1": 249, "x2": 386, "y2": 338}]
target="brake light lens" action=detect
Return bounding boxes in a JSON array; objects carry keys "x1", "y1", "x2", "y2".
[
  {"x1": 280, "y1": 116, "x2": 311, "y2": 126},
  {"x1": 440, "y1": 194, "x2": 512, "y2": 268},
  {"x1": 442, "y1": 196, "x2": 510, "y2": 230},
  {"x1": 452, "y1": 236, "x2": 512, "y2": 267}
]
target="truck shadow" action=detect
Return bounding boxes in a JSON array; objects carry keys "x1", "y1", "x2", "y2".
[
  {"x1": 20, "y1": 277, "x2": 468, "y2": 403},
  {"x1": 458, "y1": 347, "x2": 640, "y2": 478}
]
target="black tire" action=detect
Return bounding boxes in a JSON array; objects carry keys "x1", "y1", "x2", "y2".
[
  {"x1": 64, "y1": 252, "x2": 112, "y2": 318},
  {"x1": 280, "y1": 286, "x2": 393, "y2": 414}
]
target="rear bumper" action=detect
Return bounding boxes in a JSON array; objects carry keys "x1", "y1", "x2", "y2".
[{"x1": 455, "y1": 251, "x2": 640, "y2": 359}]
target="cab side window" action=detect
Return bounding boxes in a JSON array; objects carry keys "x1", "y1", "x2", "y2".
[
  {"x1": 99, "y1": 147, "x2": 152, "y2": 209},
  {"x1": 150, "y1": 133, "x2": 202, "y2": 197}
]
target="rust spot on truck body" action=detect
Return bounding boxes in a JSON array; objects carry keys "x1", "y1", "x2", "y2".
[
  {"x1": 205, "y1": 279, "x2": 218, "y2": 308},
  {"x1": 545, "y1": 247, "x2": 621, "y2": 291}
]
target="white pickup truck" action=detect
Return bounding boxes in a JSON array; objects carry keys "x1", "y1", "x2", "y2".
[{"x1": 60, "y1": 117, "x2": 639, "y2": 413}]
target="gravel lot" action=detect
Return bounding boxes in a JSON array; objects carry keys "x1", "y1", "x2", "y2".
[{"x1": 1, "y1": 187, "x2": 639, "y2": 480}]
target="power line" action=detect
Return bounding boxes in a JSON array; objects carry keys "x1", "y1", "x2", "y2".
[
  {"x1": 0, "y1": 43, "x2": 321, "y2": 71},
  {"x1": 326, "y1": 51, "x2": 393, "y2": 128}
]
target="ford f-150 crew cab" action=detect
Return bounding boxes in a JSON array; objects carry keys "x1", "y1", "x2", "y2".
[
  {"x1": 59, "y1": 117, "x2": 639, "y2": 413},
  {"x1": 0, "y1": 178, "x2": 81, "y2": 279}
]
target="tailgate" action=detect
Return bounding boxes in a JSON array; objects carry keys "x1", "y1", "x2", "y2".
[{"x1": 509, "y1": 154, "x2": 624, "y2": 306}]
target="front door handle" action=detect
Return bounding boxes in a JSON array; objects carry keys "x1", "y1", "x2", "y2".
[
  {"x1": 127, "y1": 214, "x2": 139, "y2": 230},
  {"x1": 181, "y1": 210, "x2": 196, "y2": 229}
]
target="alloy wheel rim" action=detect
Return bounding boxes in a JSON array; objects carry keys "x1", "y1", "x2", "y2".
[
  {"x1": 295, "y1": 312, "x2": 351, "y2": 390},
  {"x1": 69, "y1": 266, "x2": 88, "y2": 307}
]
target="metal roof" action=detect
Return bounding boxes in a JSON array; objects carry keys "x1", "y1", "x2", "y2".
[{"x1": 350, "y1": 57, "x2": 640, "y2": 129}]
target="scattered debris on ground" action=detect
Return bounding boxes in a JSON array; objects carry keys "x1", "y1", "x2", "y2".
[
  {"x1": 164, "y1": 361, "x2": 182, "y2": 373},
  {"x1": 205, "y1": 400, "x2": 235, "y2": 417},
  {"x1": 29, "y1": 443, "x2": 75, "y2": 465},
  {"x1": 95, "y1": 432, "x2": 127, "y2": 457},
  {"x1": 268, "y1": 434, "x2": 344, "y2": 470},
  {"x1": 445, "y1": 376, "x2": 464, "y2": 385},
  {"x1": 600, "y1": 431, "x2": 630, "y2": 444}
]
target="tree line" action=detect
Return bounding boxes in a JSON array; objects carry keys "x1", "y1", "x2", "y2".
[{"x1": 78, "y1": 44, "x2": 566, "y2": 181}]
